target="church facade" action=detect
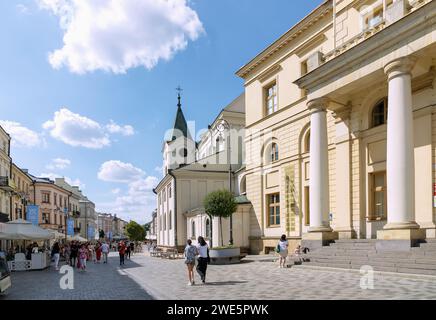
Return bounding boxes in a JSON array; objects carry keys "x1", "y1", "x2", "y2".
[
  {"x1": 236, "y1": 0, "x2": 436, "y2": 253},
  {"x1": 154, "y1": 94, "x2": 253, "y2": 251}
]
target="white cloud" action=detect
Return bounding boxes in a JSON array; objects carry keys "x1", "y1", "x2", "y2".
[
  {"x1": 97, "y1": 160, "x2": 145, "y2": 183},
  {"x1": 106, "y1": 120, "x2": 135, "y2": 136},
  {"x1": 39, "y1": 172, "x2": 85, "y2": 190},
  {"x1": 43, "y1": 108, "x2": 110, "y2": 149},
  {"x1": 17, "y1": 4, "x2": 30, "y2": 14},
  {"x1": 96, "y1": 160, "x2": 158, "y2": 224},
  {"x1": 38, "y1": 0, "x2": 204, "y2": 74},
  {"x1": 154, "y1": 166, "x2": 163, "y2": 173},
  {"x1": 43, "y1": 108, "x2": 135, "y2": 148},
  {"x1": 46, "y1": 158, "x2": 71, "y2": 170},
  {"x1": 111, "y1": 188, "x2": 121, "y2": 195},
  {"x1": 0, "y1": 120, "x2": 44, "y2": 148}
]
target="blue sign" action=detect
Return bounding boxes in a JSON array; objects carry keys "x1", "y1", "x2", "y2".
[
  {"x1": 67, "y1": 219, "x2": 74, "y2": 236},
  {"x1": 64, "y1": 207, "x2": 68, "y2": 215},
  {"x1": 26, "y1": 205, "x2": 39, "y2": 226},
  {"x1": 108, "y1": 231, "x2": 113, "y2": 240},
  {"x1": 87, "y1": 226, "x2": 95, "y2": 239}
]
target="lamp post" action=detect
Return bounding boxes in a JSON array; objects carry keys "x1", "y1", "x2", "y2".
[{"x1": 216, "y1": 119, "x2": 234, "y2": 245}]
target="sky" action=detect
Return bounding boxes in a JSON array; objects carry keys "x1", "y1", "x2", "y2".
[{"x1": 0, "y1": 0, "x2": 322, "y2": 224}]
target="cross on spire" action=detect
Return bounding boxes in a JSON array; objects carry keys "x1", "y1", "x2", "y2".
[{"x1": 176, "y1": 85, "x2": 183, "y2": 108}]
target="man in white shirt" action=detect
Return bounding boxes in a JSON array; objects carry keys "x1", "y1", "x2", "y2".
[{"x1": 101, "y1": 242, "x2": 109, "y2": 264}]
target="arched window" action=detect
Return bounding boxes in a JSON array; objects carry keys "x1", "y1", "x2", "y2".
[
  {"x1": 371, "y1": 98, "x2": 388, "y2": 128},
  {"x1": 270, "y1": 143, "x2": 279, "y2": 162},
  {"x1": 205, "y1": 218, "x2": 211, "y2": 239},
  {"x1": 191, "y1": 220, "x2": 196, "y2": 239},
  {"x1": 240, "y1": 176, "x2": 247, "y2": 195},
  {"x1": 304, "y1": 130, "x2": 310, "y2": 153}
]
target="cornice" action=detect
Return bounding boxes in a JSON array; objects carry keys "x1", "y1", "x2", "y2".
[
  {"x1": 236, "y1": 0, "x2": 333, "y2": 79},
  {"x1": 294, "y1": 0, "x2": 436, "y2": 91}
]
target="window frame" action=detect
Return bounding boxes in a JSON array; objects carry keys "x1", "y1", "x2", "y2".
[
  {"x1": 266, "y1": 193, "x2": 280, "y2": 227},
  {"x1": 368, "y1": 171, "x2": 387, "y2": 221},
  {"x1": 264, "y1": 82, "x2": 278, "y2": 116},
  {"x1": 371, "y1": 97, "x2": 388, "y2": 128}
]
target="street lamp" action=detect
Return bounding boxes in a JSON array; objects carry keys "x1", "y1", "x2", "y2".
[{"x1": 216, "y1": 119, "x2": 234, "y2": 246}]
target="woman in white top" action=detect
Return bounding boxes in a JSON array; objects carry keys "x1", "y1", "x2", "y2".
[
  {"x1": 196, "y1": 236, "x2": 209, "y2": 284},
  {"x1": 277, "y1": 234, "x2": 289, "y2": 268}
]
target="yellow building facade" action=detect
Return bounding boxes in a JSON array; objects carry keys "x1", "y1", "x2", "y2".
[{"x1": 237, "y1": 0, "x2": 435, "y2": 253}]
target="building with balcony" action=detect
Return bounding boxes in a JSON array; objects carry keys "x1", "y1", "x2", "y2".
[
  {"x1": 54, "y1": 178, "x2": 82, "y2": 234},
  {"x1": 28, "y1": 174, "x2": 72, "y2": 234},
  {"x1": 97, "y1": 212, "x2": 115, "y2": 239},
  {"x1": 11, "y1": 165, "x2": 32, "y2": 221},
  {"x1": 236, "y1": 0, "x2": 435, "y2": 253},
  {"x1": 0, "y1": 125, "x2": 11, "y2": 222}
]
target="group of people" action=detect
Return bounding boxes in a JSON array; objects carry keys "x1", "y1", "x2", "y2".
[
  {"x1": 51, "y1": 241, "x2": 111, "y2": 271},
  {"x1": 183, "y1": 236, "x2": 210, "y2": 286}
]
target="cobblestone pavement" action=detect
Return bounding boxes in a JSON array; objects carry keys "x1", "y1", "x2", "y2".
[
  {"x1": 0, "y1": 252, "x2": 152, "y2": 300},
  {"x1": 2, "y1": 251, "x2": 436, "y2": 300}
]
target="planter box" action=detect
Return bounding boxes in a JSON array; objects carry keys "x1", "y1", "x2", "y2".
[{"x1": 209, "y1": 248, "x2": 241, "y2": 265}]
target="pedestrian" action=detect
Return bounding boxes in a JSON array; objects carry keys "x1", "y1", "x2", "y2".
[
  {"x1": 89, "y1": 243, "x2": 96, "y2": 263},
  {"x1": 51, "y1": 242, "x2": 61, "y2": 271},
  {"x1": 79, "y1": 244, "x2": 87, "y2": 271},
  {"x1": 125, "y1": 242, "x2": 131, "y2": 260},
  {"x1": 64, "y1": 244, "x2": 70, "y2": 265},
  {"x1": 277, "y1": 234, "x2": 289, "y2": 268},
  {"x1": 196, "y1": 236, "x2": 210, "y2": 284},
  {"x1": 70, "y1": 241, "x2": 78, "y2": 268},
  {"x1": 130, "y1": 242, "x2": 134, "y2": 256},
  {"x1": 95, "y1": 243, "x2": 102, "y2": 263},
  {"x1": 184, "y1": 239, "x2": 198, "y2": 286},
  {"x1": 118, "y1": 241, "x2": 126, "y2": 266},
  {"x1": 101, "y1": 242, "x2": 109, "y2": 264}
]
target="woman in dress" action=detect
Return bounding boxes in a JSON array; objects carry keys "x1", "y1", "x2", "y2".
[
  {"x1": 184, "y1": 239, "x2": 198, "y2": 286},
  {"x1": 95, "y1": 242, "x2": 102, "y2": 263},
  {"x1": 78, "y1": 244, "x2": 87, "y2": 271},
  {"x1": 196, "y1": 236, "x2": 209, "y2": 284}
]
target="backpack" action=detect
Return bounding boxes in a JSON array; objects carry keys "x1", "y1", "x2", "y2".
[{"x1": 275, "y1": 244, "x2": 280, "y2": 253}]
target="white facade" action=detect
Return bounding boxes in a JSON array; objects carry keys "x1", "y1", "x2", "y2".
[{"x1": 0, "y1": 125, "x2": 11, "y2": 221}]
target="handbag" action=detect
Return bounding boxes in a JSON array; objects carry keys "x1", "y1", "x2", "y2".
[{"x1": 275, "y1": 244, "x2": 280, "y2": 253}]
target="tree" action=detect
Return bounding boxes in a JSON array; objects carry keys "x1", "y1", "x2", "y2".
[
  {"x1": 203, "y1": 189, "x2": 237, "y2": 247},
  {"x1": 99, "y1": 229, "x2": 105, "y2": 239},
  {"x1": 126, "y1": 221, "x2": 146, "y2": 242}
]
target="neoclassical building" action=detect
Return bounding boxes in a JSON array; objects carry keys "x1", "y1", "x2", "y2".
[
  {"x1": 0, "y1": 125, "x2": 11, "y2": 223},
  {"x1": 237, "y1": 0, "x2": 435, "y2": 253},
  {"x1": 154, "y1": 94, "x2": 252, "y2": 251}
]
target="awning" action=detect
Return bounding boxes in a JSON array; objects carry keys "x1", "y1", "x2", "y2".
[
  {"x1": 0, "y1": 219, "x2": 55, "y2": 240},
  {"x1": 67, "y1": 234, "x2": 88, "y2": 242},
  {"x1": 49, "y1": 230, "x2": 67, "y2": 240}
]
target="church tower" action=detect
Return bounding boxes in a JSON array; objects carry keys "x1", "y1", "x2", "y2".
[{"x1": 162, "y1": 90, "x2": 196, "y2": 176}]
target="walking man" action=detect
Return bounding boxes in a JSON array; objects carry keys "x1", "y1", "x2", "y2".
[{"x1": 101, "y1": 242, "x2": 109, "y2": 264}]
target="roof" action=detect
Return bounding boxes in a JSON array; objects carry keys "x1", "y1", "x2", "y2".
[
  {"x1": 223, "y1": 93, "x2": 245, "y2": 113},
  {"x1": 235, "y1": 195, "x2": 251, "y2": 205},
  {"x1": 166, "y1": 94, "x2": 192, "y2": 142}
]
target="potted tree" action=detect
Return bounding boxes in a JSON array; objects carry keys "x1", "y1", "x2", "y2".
[{"x1": 203, "y1": 189, "x2": 240, "y2": 264}]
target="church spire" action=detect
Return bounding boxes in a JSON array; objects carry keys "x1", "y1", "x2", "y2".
[
  {"x1": 166, "y1": 86, "x2": 192, "y2": 142},
  {"x1": 176, "y1": 85, "x2": 183, "y2": 109}
]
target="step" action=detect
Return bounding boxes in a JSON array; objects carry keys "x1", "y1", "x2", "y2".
[
  {"x1": 396, "y1": 268, "x2": 436, "y2": 276},
  {"x1": 304, "y1": 261, "x2": 352, "y2": 269}
]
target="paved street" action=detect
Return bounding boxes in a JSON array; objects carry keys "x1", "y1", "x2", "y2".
[{"x1": 2, "y1": 251, "x2": 436, "y2": 300}]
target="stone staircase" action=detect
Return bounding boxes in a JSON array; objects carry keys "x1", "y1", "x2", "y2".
[{"x1": 293, "y1": 239, "x2": 436, "y2": 276}]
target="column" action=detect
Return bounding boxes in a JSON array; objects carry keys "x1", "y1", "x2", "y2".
[
  {"x1": 333, "y1": 105, "x2": 355, "y2": 239},
  {"x1": 377, "y1": 56, "x2": 425, "y2": 244},
  {"x1": 302, "y1": 98, "x2": 337, "y2": 248}
]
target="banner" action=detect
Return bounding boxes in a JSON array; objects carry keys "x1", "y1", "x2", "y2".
[
  {"x1": 26, "y1": 205, "x2": 39, "y2": 226},
  {"x1": 88, "y1": 226, "x2": 95, "y2": 239},
  {"x1": 108, "y1": 231, "x2": 113, "y2": 240},
  {"x1": 67, "y1": 219, "x2": 74, "y2": 236}
]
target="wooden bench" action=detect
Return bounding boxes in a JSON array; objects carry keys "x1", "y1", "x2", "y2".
[{"x1": 160, "y1": 248, "x2": 183, "y2": 260}]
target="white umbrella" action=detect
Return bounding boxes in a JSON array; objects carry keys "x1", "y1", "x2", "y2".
[
  {"x1": 0, "y1": 219, "x2": 55, "y2": 241},
  {"x1": 67, "y1": 234, "x2": 88, "y2": 242},
  {"x1": 49, "y1": 230, "x2": 66, "y2": 240}
]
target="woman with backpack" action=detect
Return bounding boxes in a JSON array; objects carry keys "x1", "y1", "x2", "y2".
[
  {"x1": 184, "y1": 239, "x2": 198, "y2": 286},
  {"x1": 277, "y1": 234, "x2": 289, "y2": 268}
]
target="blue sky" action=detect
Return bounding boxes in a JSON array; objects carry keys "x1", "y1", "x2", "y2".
[{"x1": 0, "y1": 0, "x2": 322, "y2": 224}]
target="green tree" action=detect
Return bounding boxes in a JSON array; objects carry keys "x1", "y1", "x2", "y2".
[
  {"x1": 203, "y1": 189, "x2": 237, "y2": 247},
  {"x1": 126, "y1": 221, "x2": 146, "y2": 242}
]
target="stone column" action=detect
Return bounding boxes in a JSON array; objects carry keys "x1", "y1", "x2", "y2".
[
  {"x1": 333, "y1": 105, "x2": 356, "y2": 239},
  {"x1": 302, "y1": 98, "x2": 337, "y2": 249},
  {"x1": 377, "y1": 56, "x2": 425, "y2": 248}
]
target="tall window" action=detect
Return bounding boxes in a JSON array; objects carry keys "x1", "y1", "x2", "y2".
[
  {"x1": 370, "y1": 172, "x2": 387, "y2": 221},
  {"x1": 304, "y1": 186, "x2": 310, "y2": 226},
  {"x1": 168, "y1": 211, "x2": 172, "y2": 230},
  {"x1": 42, "y1": 192, "x2": 50, "y2": 204},
  {"x1": 371, "y1": 98, "x2": 388, "y2": 128},
  {"x1": 304, "y1": 130, "x2": 311, "y2": 153},
  {"x1": 265, "y1": 83, "x2": 277, "y2": 116},
  {"x1": 270, "y1": 143, "x2": 279, "y2": 162},
  {"x1": 205, "y1": 218, "x2": 211, "y2": 239},
  {"x1": 267, "y1": 193, "x2": 280, "y2": 227}
]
